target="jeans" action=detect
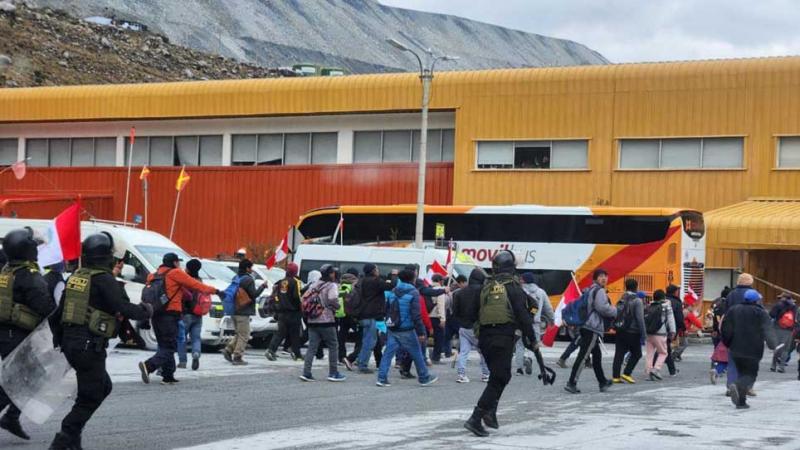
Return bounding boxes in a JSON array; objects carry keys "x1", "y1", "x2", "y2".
[
  {"x1": 430, "y1": 318, "x2": 445, "y2": 362},
  {"x1": 477, "y1": 332, "x2": 514, "y2": 412},
  {"x1": 378, "y1": 329, "x2": 432, "y2": 383},
  {"x1": 457, "y1": 327, "x2": 488, "y2": 377},
  {"x1": 772, "y1": 326, "x2": 793, "y2": 369},
  {"x1": 727, "y1": 357, "x2": 739, "y2": 385},
  {"x1": 612, "y1": 331, "x2": 642, "y2": 378},
  {"x1": 225, "y1": 315, "x2": 251, "y2": 358},
  {"x1": 568, "y1": 328, "x2": 608, "y2": 386},
  {"x1": 176, "y1": 319, "x2": 186, "y2": 362},
  {"x1": 303, "y1": 326, "x2": 338, "y2": 376},
  {"x1": 356, "y1": 319, "x2": 378, "y2": 369},
  {"x1": 179, "y1": 314, "x2": 203, "y2": 363},
  {"x1": 145, "y1": 314, "x2": 179, "y2": 378},
  {"x1": 645, "y1": 335, "x2": 669, "y2": 374},
  {"x1": 514, "y1": 325, "x2": 537, "y2": 370}
]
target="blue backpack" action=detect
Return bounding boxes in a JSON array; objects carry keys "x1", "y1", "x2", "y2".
[
  {"x1": 222, "y1": 275, "x2": 243, "y2": 316},
  {"x1": 563, "y1": 286, "x2": 597, "y2": 327}
]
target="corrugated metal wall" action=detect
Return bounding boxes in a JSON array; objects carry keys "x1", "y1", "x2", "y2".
[{"x1": 0, "y1": 163, "x2": 453, "y2": 257}]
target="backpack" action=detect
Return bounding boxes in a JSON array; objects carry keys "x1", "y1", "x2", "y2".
[
  {"x1": 344, "y1": 283, "x2": 362, "y2": 318},
  {"x1": 192, "y1": 293, "x2": 212, "y2": 316},
  {"x1": 301, "y1": 283, "x2": 328, "y2": 320},
  {"x1": 385, "y1": 289, "x2": 403, "y2": 330},
  {"x1": 645, "y1": 301, "x2": 665, "y2": 334},
  {"x1": 221, "y1": 275, "x2": 243, "y2": 316},
  {"x1": 141, "y1": 270, "x2": 173, "y2": 313},
  {"x1": 563, "y1": 287, "x2": 596, "y2": 327},
  {"x1": 778, "y1": 309, "x2": 795, "y2": 329},
  {"x1": 478, "y1": 278, "x2": 515, "y2": 326},
  {"x1": 613, "y1": 294, "x2": 635, "y2": 331}
]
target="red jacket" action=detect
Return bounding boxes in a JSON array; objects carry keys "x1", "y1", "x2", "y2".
[
  {"x1": 684, "y1": 310, "x2": 703, "y2": 331},
  {"x1": 149, "y1": 266, "x2": 217, "y2": 314},
  {"x1": 419, "y1": 294, "x2": 433, "y2": 334}
]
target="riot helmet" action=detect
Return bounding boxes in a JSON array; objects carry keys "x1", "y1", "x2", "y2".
[
  {"x1": 81, "y1": 232, "x2": 115, "y2": 269},
  {"x1": 491, "y1": 250, "x2": 516, "y2": 274},
  {"x1": 3, "y1": 228, "x2": 38, "y2": 262}
]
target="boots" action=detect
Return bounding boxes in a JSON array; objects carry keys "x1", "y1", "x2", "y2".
[
  {"x1": 482, "y1": 408, "x2": 499, "y2": 429},
  {"x1": 49, "y1": 432, "x2": 82, "y2": 450},
  {"x1": 0, "y1": 414, "x2": 29, "y2": 440},
  {"x1": 464, "y1": 407, "x2": 490, "y2": 437},
  {"x1": 232, "y1": 355, "x2": 249, "y2": 366}
]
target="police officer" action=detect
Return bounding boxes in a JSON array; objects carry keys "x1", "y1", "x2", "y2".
[
  {"x1": 463, "y1": 250, "x2": 536, "y2": 437},
  {"x1": 49, "y1": 233, "x2": 153, "y2": 449},
  {"x1": 0, "y1": 228, "x2": 56, "y2": 441}
]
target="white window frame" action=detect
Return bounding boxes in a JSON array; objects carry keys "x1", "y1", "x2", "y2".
[
  {"x1": 617, "y1": 136, "x2": 745, "y2": 170},
  {"x1": 24, "y1": 137, "x2": 118, "y2": 167},
  {"x1": 230, "y1": 132, "x2": 338, "y2": 166},
  {"x1": 776, "y1": 136, "x2": 800, "y2": 169},
  {"x1": 353, "y1": 129, "x2": 454, "y2": 163},
  {"x1": 474, "y1": 139, "x2": 589, "y2": 170}
]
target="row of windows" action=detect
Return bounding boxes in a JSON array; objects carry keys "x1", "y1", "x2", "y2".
[
  {"x1": 476, "y1": 140, "x2": 587, "y2": 169},
  {"x1": 353, "y1": 129, "x2": 454, "y2": 163},
  {"x1": 124, "y1": 135, "x2": 223, "y2": 166},
  {"x1": 619, "y1": 137, "x2": 743, "y2": 169},
  {"x1": 231, "y1": 132, "x2": 337, "y2": 166},
  {"x1": 27, "y1": 138, "x2": 117, "y2": 167}
]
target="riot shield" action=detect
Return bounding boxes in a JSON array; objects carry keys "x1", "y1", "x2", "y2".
[{"x1": 0, "y1": 321, "x2": 77, "y2": 424}]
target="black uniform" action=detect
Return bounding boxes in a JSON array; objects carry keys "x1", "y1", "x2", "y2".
[
  {"x1": 0, "y1": 262, "x2": 55, "y2": 425},
  {"x1": 51, "y1": 268, "x2": 150, "y2": 444}
]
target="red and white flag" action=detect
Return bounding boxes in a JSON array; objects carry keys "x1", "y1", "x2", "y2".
[
  {"x1": 684, "y1": 286, "x2": 698, "y2": 307},
  {"x1": 425, "y1": 259, "x2": 448, "y2": 283},
  {"x1": 552, "y1": 274, "x2": 582, "y2": 327},
  {"x1": 37, "y1": 202, "x2": 81, "y2": 267},
  {"x1": 266, "y1": 230, "x2": 291, "y2": 269},
  {"x1": 10, "y1": 160, "x2": 26, "y2": 180}
]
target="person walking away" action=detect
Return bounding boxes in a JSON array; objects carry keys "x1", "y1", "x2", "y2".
[
  {"x1": 49, "y1": 232, "x2": 152, "y2": 449},
  {"x1": 464, "y1": 251, "x2": 537, "y2": 437},
  {"x1": 336, "y1": 268, "x2": 359, "y2": 369},
  {"x1": 514, "y1": 273, "x2": 553, "y2": 375},
  {"x1": 769, "y1": 292, "x2": 796, "y2": 373},
  {"x1": 452, "y1": 268, "x2": 490, "y2": 383},
  {"x1": 428, "y1": 274, "x2": 448, "y2": 364},
  {"x1": 721, "y1": 289, "x2": 777, "y2": 409},
  {"x1": 224, "y1": 259, "x2": 268, "y2": 365},
  {"x1": 376, "y1": 269, "x2": 439, "y2": 388},
  {"x1": 443, "y1": 275, "x2": 467, "y2": 360},
  {"x1": 0, "y1": 229, "x2": 56, "y2": 442},
  {"x1": 564, "y1": 269, "x2": 617, "y2": 395},
  {"x1": 139, "y1": 253, "x2": 219, "y2": 384},
  {"x1": 722, "y1": 273, "x2": 755, "y2": 396},
  {"x1": 643, "y1": 289, "x2": 676, "y2": 381},
  {"x1": 663, "y1": 285, "x2": 684, "y2": 375},
  {"x1": 178, "y1": 259, "x2": 208, "y2": 370},
  {"x1": 354, "y1": 263, "x2": 392, "y2": 373},
  {"x1": 611, "y1": 280, "x2": 647, "y2": 384},
  {"x1": 266, "y1": 263, "x2": 304, "y2": 361},
  {"x1": 300, "y1": 265, "x2": 345, "y2": 382}
]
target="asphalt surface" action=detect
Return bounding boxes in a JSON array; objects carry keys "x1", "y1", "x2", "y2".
[{"x1": 3, "y1": 342, "x2": 799, "y2": 449}]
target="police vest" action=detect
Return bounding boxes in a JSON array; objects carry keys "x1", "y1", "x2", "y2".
[
  {"x1": 0, "y1": 263, "x2": 45, "y2": 331},
  {"x1": 62, "y1": 268, "x2": 118, "y2": 338},
  {"x1": 478, "y1": 276, "x2": 516, "y2": 327}
]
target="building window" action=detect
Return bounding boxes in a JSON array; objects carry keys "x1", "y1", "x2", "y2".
[
  {"x1": 778, "y1": 136, "x2": 800, "y2": 168},
  {"x1": 0, "y1": 138, "x2": 18, "y2": 165},
  {"x1": 231, "y1": 132, "x2": 337, "y2": 166},
  {"x1": 475, "y1": 140, "x2": 588, "y2": 169},
  {"x1": 353, "y1": 129, "x2": 455, "y2": 163},
  {"x1": 124, "y1": 135, "x2": 223, "y2": 166},
  {"x1": 25, "y1": 137, "x2": 117, "y2": 167},
  {"x1": 619, "y1": 137, "x2": 743, "y2": 169}
]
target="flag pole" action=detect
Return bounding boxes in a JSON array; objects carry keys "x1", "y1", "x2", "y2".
[
  {"x1": 339, "y1": 213, "x2": 344, "y2": 246},
  {"x1": 169, "y1": 165, "x2": 185, "y2": 240},
  {"x1": 143, "y1": 177, "x2": 149, "y2": 230},
  {"x1": 123, "y1": 127, "x2": 135, "y2": 226}
]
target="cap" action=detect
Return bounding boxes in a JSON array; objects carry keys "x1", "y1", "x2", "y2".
[
  {"x1": 520, "y1": 272, "x2": 535, "y2": 284},
  {"x1": 744, "y1": 289, "x2": 762, "y2": 303},
  {"x1": 636, "y1": 291, "x2": 646, "y2": 299},
  {"x1": 162, "y1": 252, "x2": 182, "y2": 266}
]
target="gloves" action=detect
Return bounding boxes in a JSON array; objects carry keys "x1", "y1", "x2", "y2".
[
  {"x1": 522, "y1": 335, "x2": 538, "y2": 352},
  {"x1": 141, "y1": 302, "x2": 154, "y2": 319},
  {"x1": 216, "y1": 289, "x2": 225, "y2": 298}
]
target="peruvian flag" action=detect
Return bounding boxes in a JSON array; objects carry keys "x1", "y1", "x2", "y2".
[
  {"x1": 683, "y1": 286, "x2": 698, "y2": 307},
  {"x1": 37, "y1": 202, "x2": 81, "y2": 267},
  {"x1": 425, "y1": 259, "x2": 448, "y2": 283},
  {"x1": 552, "y1": 274, "x2": 581, "y2": 327},
  {"x1": 266, "y1": 230, "x2": 290, "y2": 269}
]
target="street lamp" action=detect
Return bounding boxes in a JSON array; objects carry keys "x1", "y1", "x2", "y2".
[{"x1": 386, "y1": 38, "x2": 458, "y2": 249}]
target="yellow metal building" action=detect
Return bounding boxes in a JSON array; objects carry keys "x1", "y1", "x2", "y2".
[{"x1": 2, "y1": 56, "x2": 800, "y2": 298}]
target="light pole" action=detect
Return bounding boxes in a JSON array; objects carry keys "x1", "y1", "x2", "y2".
[{"x1": 387, "y1": 38, "x2": 458, "y2": 249}]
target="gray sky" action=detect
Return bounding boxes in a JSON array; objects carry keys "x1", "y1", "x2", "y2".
[{"x1": 380, "y1": 0, "x2": 800, "y2": 63}]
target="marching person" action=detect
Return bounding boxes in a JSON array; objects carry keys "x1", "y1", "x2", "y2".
[
  {"x1": 721, "y1": 289, "x2": 777, "y2": 409},
  {"x1": 265, "y1": 263, "x2": 304, "y2": 361},
  {"x1": 452, "y1": 268, "x2": 490, "y2": 383},
  {"x1": 514, "y1": 272, "x2": 553, "y2": 375},
  {"x1": 769, "y1": 292, "x2": 796, "y2": 373},
  {"x1": 139, "y1": 253, "x2": 219, "y2": 385},
  {"x1": 663, "y1": 285, "x2": 684, "y2": 374},
  {"x1": 300, "y1": 264, "x2": 346, "y2": 382},
  {"x1": 224, "y1": 259, "x2": 269, "y2": 366},
  {"x1": 464, "y1": 251, "x2": 537, "y2": 437},
  {"x1": 611, "y1": 280, "x2": 646, "y2": 384},
  {"x1": 722, "y1": 273, "x2": 755, "y2": 396},
  {"x1": 49, "y1": 232, "x2": 153, "y2": 449},
  {"x1": 354, "y1": 263, "x2": 392, "y2": 373},
  {"x1": 0, "y1": 229, "x2": 56, "y2": 442},
  {"x1": 178, "y1": 259, "x2": 206, "y2": 370},
  {"x1": 644, "y1": 290, "x2": 676, "y2": 381}
]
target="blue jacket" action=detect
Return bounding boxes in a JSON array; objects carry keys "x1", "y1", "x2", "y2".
[
  {"x1": 724, "y1": 285, "x2": 751, "y2": 312},
  {"x1": 385, "y1": 281, "x2": 425, "y2": 336}
]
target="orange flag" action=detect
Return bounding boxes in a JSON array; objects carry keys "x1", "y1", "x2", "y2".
[
  {"x1": 139, "y1": 165, "x2": 150, "y2": 181},
  {"x1": 175, "y1": 167, "x2": 190, "y2": 191}
]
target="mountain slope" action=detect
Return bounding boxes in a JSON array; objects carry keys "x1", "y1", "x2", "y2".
[{"x1": 30, "y1": 0, "x2": 608, "y2": 73}]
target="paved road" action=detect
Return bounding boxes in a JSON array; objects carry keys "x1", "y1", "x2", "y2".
[{"x1": 3, "y1": 342, "x2": 798, "y2": 449}]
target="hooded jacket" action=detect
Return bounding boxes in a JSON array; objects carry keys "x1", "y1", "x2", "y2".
[
  {"x1": 722, "y1": 302, "x2": 777, "y2": 359},
  {"x1": 582, "y1": 283, "x2": 617, "y2": 335},
  {"x1": 452, "y1": 269, "x2": 486, "y2": 329},
  {"x1": 357, "y1": 274, "x2": 392, "y2": 320},
  {"x1": 386, "y1": 280, "x2": 425, "y2": 336},
  {"x1": 151, "y1": 266, "x2": 217, "y2": 315},
  {"x1": 724, "y1": 285, "x2": 752, "y2": 312},
  {"x1": 667, "y1": 294, "x2": 686, "y2": 333},
  {"x1": 304, "y1": 279, "x2": 339, "y2": 326}
]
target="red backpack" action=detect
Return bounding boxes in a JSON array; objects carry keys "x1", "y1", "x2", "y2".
[
  {"x1": 192, "y1": 293, "x2": 212, "y2": 316},
  {"x1": 778, "y1": 310, "x2": 795, "y2": 329}
]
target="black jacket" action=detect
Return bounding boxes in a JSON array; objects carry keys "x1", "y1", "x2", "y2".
[
  {"x1": 721, "y1": 302, "x2": 777, "y2": 360},
  {"x1": 480, "y1": 272, "x2": 537, "y2": 343},
  {"x1": 0, "y1": 263, "x2": 56, "y2": 339},
  {"x1": 357, "y1": 275, "x2": 392, "y2": 320},
  {"x1": 724, "y1": 285, "x2": 751, "y2": 312},
  {"x1": 769, "y1": 299, "x2": 797, "y2": 322},
  {"x1": 666, "y1": 294, "x2": 685, "y2": 332},
  {"x1": 55, "y1": 269, "x2": 150, "y2": 347},
  {"x1": 452, "y1": 269, "x2": 485, "y2": 329},
  {"x1": 44, "y1": 270, "x2": 65, "y2": 305},
  {"x1": 236, "y1": 273, "x2": 267, "y2": 316}
]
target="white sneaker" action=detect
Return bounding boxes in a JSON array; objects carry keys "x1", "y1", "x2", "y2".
[
  {"x1": 456, "y1": 374, "x2": 470, "y2": 383},
  {"x1": 481, "y1": 374, "x2": 490, "y2": 382}
]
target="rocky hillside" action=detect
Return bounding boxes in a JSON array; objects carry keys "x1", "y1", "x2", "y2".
[
  {"x1": 30, "y1": 0, "x2": 608, "y2": 73},
  {"x1": 0, "y1": 2, "x2": 281, "y2": 88}
]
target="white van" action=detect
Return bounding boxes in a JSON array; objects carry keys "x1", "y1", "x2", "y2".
[{"x1": 0, "y1": 218, "x2": 268, "y2": 349}]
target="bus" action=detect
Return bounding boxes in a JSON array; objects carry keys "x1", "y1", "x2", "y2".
[{"x1": 294, "y1": 205, "x2": 706, "y2": 304}]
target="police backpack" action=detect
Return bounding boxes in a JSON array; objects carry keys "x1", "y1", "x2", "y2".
[{"x1": 478, "y1": 277, "x2": 515, "y2": 327}]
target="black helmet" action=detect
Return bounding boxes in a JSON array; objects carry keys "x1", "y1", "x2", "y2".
[
  {"x1": 319, "y1": 264, "x2": 338, "y2": 279},
  {"x1": 3, "y1": 228, "x2": 38, "y2": 262},
  {"x1": 491, "y1": 250, "x2": 516, "y2": 274},
  {"x1": 81, "y1": 232, "x2": 115, "y2": 268}
]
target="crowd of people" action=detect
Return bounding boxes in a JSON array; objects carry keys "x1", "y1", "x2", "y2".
[{"x1": 0, "y1": 227, "x2": 796, "y2": 447}]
